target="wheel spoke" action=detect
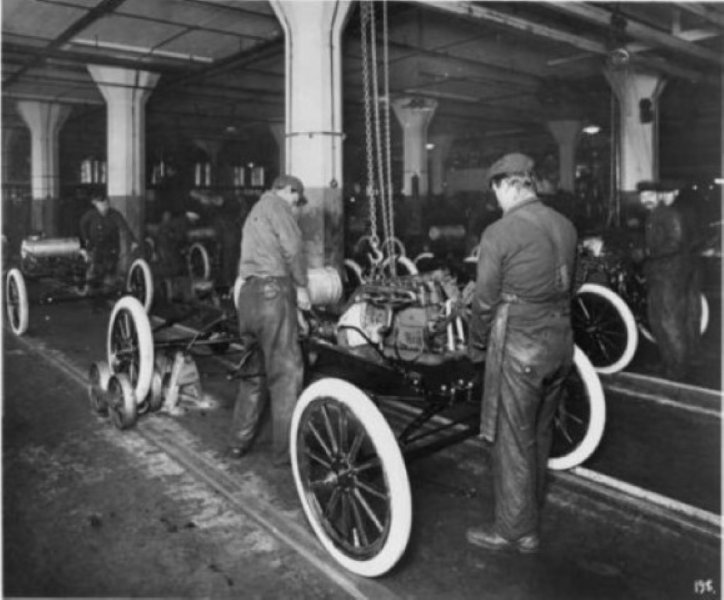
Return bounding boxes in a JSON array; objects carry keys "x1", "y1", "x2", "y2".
[
  {"x1": 322, "y1": 487, "x2": 342, "y2": 520},
  {"x1": 321, "y1": 403, "x2": 339, "y2": 455},
  {"x1": 338, "y1": 406, "x2": 349, "y2": 454},
  {"x1": 355, "y1": 478, "x2": 388, "y2": 501},
  {"x1": 304, "y1": 447, "x2": 332, "y2": 469},
  {"x1": 348, "y1": 491, "x2": 370, "y2": 547},
  {"x1": 306, "y1": 420, "x2": 333, "y2": 458},
  {"x1": 354, "y1": 455, "x2": 382, "y2": 474},
  {"x1": 348, "y1": 428, "x2": 365, "y2": 463},
  {"x1": 352, "y1": 487, "x2": 384, "y2": 534}
]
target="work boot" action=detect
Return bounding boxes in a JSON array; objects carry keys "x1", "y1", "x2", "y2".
[
  {"x1": 226, "y1": 444, "x2": 252, "y2": 459},
  {"x1": 466, "y1": 526, "x2": 540, "y2": 554}
]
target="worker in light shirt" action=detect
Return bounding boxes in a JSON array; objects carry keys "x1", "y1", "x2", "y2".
[{"x1": 227, "y1": 174, "x2": 311, "y2": 467}]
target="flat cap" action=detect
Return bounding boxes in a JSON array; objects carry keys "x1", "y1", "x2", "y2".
[
  {"x1": 487, "y1": 153, "x2": 535, "y2": 182},
  {"x1": 636, "y1": 179, "x2": 680, "y2": 193},
  {"x1": 272, "y1": 174, "x2": 305, "y2": 194}
]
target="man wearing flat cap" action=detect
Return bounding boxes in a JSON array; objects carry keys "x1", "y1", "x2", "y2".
[
  {"x1": 467, "y1": 152, "x2": 577, "y2": 554},
  {"x1": 636, "y1": 180, "x2": 701, "y2": 380},
  {"x1": 227, "y1": 174, "x2": 311, "y2": 467}
]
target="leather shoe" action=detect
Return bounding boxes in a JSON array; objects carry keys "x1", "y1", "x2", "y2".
[
  {"x1": 226, "y1": 445, "x2": 251, "y2": 459},
  {"x1": 466, "y1": 526, "x2": 540, "y2": 554}
]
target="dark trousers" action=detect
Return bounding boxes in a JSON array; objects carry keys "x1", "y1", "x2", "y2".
[
  {"x1": 229, "y1": 276, "x2": 303, "y2": 465},
  {"x1": 86, "y1": 246, "x2": 119, "y2": 301},
  {"x1": 491, "y1": 323, "x2": 573, "y2": 540},
  {"x1": 647, "y1": 260, "x2": 701, "y2": 379}
]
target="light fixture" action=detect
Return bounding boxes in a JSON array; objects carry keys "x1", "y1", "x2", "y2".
[
  {"x1": 582, "y1": 123, "x2": 601, "y2": 135},
  {"x1": 426, "y1": 143, "x2": 435, "y2": 150}
]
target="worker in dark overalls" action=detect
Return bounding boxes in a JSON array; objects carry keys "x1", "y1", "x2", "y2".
[
  {"x1": 79, "y1": 194, "x2": 137, "y2": 307},
  {"x1": 466, "y1": 153, "x2": 577, "y2": 554},
  {"x1": 227, "y1": 174, "x2": 311, "y2": 467},
  {"x1": 637, "y1": 180, "x2": 702, "y2": 380}
]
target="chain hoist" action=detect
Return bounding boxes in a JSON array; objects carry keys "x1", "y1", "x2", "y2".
[{"x1": 360, "y1": 0, "x2": 397, "y2": 278}]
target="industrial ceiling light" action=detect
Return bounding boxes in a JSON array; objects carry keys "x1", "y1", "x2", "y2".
[{"x1": 582, "y1": 123, "x2": 601, "y2": 135}]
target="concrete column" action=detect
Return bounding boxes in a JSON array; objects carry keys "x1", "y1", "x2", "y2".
[
  {"x1": 547, "y1": 119, "x2": 582, "y2": 193},
  {"x1": 429, "y1": 133, "x2": 455, "y2": 196},
  {"x1": 16, "y1": 101, "x2": 71, "y2": 235},
  {"x1": 605, "y1": 69, "x2": 666, "y2": 191},
  {"x1": 392, "y1": 97, "x2": 438, "y2": 197},
  {"x1": 88, "y1": 66, "x2": 159, "y2": 243},
  {"x1": 269, "y1": 122, "x2": 286, "y2": 175},
  {"x1": 270, "y1": 0, "x2": 353, "y2": 270}
]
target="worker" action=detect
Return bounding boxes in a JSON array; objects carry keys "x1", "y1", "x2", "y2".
[
  {"x1": 636, "y1": 180, "x2": 702, "y2": 380},
  {"x1": 467, "y1": 153, "x2": 578, "y2": 554},
  {"x1": 227, "y1": 174, "x2": 311, "y2": 467},
  {"x1": 79, "y1": 194, "x2": 137, "y2": 307}
]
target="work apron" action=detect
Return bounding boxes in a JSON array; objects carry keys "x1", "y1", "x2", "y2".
[
  {"x1": 478, "y1": 209, "x2": 571, "y2": 443},
  {"x1": 479, "y1": 299, "x2": 510, "y2": 443}
]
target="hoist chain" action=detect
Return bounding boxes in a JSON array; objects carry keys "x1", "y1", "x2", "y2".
[
  {"x1": 360, "y1": 1, "x2": 379, "y2": 249},
  {"x1": 360, "y1": 0, "x2": 398, "y2": 278},
  {"x1": 381, "y1": 1, "x2": 396, "y2": 274}
]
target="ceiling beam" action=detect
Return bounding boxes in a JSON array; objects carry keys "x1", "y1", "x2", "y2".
[
  {"x1": 3, "y1": 0, "x2": 129, "y2": 88},
  {"x1": 2, "y1": 41, "x2": 191, "y2": 75},
  {"x1": 422, "y1": 1, "x2": 607, "y2": 54},
  {"x1": 548, "y1": 2, "x2": 724, "y2": 67},
  {"x1": 422, "y1": 1, "x2": 717, "y2": 85},
  {"x1": 675, "y1": 3, "x2": 724, "y2": 30}
]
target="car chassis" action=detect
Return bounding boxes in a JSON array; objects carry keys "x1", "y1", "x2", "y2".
[{"x1": 97, "y1": 270, "x2": 605, "y2": 577}]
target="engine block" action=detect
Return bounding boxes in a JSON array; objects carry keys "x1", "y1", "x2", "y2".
[{"x1": 337, "y1": 271, "x2": 469, "y2": 362}]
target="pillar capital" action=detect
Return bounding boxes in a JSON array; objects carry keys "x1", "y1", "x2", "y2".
[
  {"x1": 392, "y1": 97, "x2": 438, "y2": 197},
  {"x1": 604, "y1": 67, "x2": 667, "y2": 190},
  {"x1": 88, "y1": 65, "x2": 159, "y2": 243},
  {"x1": 16, "y1": 100, "x2": 71, "y2": 235}
]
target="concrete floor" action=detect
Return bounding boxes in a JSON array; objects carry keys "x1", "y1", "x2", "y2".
[{"x1": 2, "y1": 290, "x2": 721, "y2": 599}]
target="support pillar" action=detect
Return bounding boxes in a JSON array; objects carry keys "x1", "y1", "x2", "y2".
[
  {"x1": 547, "y1": 120, "x2": 581, "y2": 193},
  {"x1": 605, "y1": 69, "x2": 666, "y2": 191},
  {"x1": 270, "y1": 0, "x2": 353, "y2": 270},
  {"x1": 16, "y1": 101, "x2": 71, "y2": 235},
  {"x1": 429, "y1": 133, "x2": 455, "y2": 197},
  {"x1": 88, "y1": 66, "x2": 159, "y2": 248},
  {"x1": 392, "y1": 97, "x2": 438, "y2": 197},
  {"x1": 269, "y1": 122, "x2": 286, "y2": 176}
]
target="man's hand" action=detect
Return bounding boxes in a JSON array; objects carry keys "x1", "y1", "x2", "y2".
[{"x1": 296, "y1": 286, "x2": 312, "y2": 311}]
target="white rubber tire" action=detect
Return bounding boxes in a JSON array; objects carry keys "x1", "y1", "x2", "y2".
[
  {"x1": 107, "y1": 373, "x2": 138, "y2": 430},
  {"x1": 700, "y1": 293, "x2": 709, "y2": 335},
  {"x1": 574, "y1": 283, "x2": 638, "y2": 375},
  {"x1": 380, "y1": 255, "x2": 418, "y2": 277},
  {"x1": 291, "y1": 377, "x2": 412, "y2": 578},
  {"x1": 5, "y1": 268, "x2": 29, "y2": 336},
  {"x1": 126, "y1": 258, "x2": 154, "y2": 312},
  {"x1": 548, "y1": 346, "x2": 606, "y2": 471},
  {"x1": 188, "y1": 242, "x2": 212, "y2": 281},
  {"x1": 107, "y1": 295, "x2": 154, "y2": 403},
  {"x1": 233, "y1": 275, "x2": 245, "y2": 312}
]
